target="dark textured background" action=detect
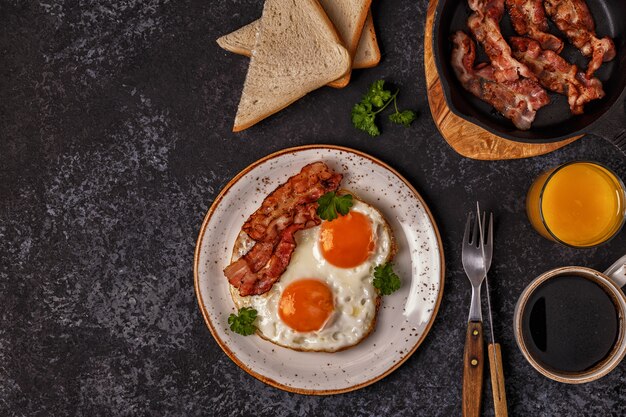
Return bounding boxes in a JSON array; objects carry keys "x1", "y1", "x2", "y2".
[{"x1": 1, "y1": 0, "x2": 625, "y2": 416}]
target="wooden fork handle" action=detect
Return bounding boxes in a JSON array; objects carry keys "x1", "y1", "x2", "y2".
[
  {"x1": 463, "y1": 321, "x2": 484, "y2": 417},
  {"x1": 488, "y1": 343, "x2": 508, "y2": 417}
]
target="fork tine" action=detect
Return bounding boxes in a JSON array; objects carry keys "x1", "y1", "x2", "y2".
[
  {"x1": 488, "y1": 212, "x2": 494, "y2": 248},
  {"x1": 464, "y1": 213, "x2": 472, "y2": 244},
  {"x1": 481, "y1": 211, "x2": 487, "y2": 244},
  {"x1": 476, "y1": 201, "x2": 483, "y2": 247},
  {"x1": 472, "y1": 211, "x2": 479, "y2": 246}
]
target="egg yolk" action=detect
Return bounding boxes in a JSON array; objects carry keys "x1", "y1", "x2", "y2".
[
  {"x1": 319, "y1": 211, "x2": 374, "y2": 268},
  {"x1": 278, "y1": 279, "x2": 334, "y2": 332}
]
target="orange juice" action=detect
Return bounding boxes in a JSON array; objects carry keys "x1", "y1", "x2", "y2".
[{"x1": 526, "y1": 162, "x2": 626, "y2": 247}]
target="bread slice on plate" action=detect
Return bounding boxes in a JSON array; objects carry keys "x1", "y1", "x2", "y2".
[
  {"x1": 217, "y1": 9, "x2": 380, "y2": 70},
  {"x1": 232, "y1": 0, "x2": 350, "y2": 132}
]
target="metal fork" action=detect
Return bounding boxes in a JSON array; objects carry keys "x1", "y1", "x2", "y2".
[
  {"x1": 461, "y1": 210, "x2": 486, "y2": 417},
  {"x1": 463, "y1": 211, "x2": 486, "y2": 322},
  {"x1": 477, "y1": 205, "x2": 508, "y2": 417}
]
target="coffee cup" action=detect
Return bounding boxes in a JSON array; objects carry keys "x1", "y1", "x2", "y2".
[{"x1": 513, "y1": 255, "x2": 626, "y2": 383}]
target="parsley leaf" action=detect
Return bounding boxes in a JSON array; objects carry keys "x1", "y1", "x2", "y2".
[
  {"x1": 364, "y1": 79, "x2": 393, "y2": 107},
  {"x1": 228, "y1": 307, "x2": 258, "y2": 336},
  {"x1": 389, "y1": 110, "x2": 417, "y2": 127},
  {"x1": 316, "y1": 192, "x2": 353, "y2": 221},
  {"x1": 373, "y1": 263, "x2": 401, "y2": 295},
  {"x1": 351, "y1": 80, "x2": 417, "y2": 136},
  {"x1": 351, "y1": 102, "x2": 380, "y2": 137}
]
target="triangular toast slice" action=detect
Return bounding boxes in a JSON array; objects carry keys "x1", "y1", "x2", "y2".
[
  {"x1": 318, "y1": 0, "x2": 372, "y2": 88},
  {"x1": 217, "y1": 10, "x2": 380, "y2": 70},
  {"x1": 232, "y1": 0, "x2": 350, "y2": 132},
  {"x1": 353, "y1": 11, "x2": 380, "y2": 69}
]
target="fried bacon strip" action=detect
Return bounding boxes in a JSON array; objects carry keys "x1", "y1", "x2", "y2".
[
  {"x1": 466, "y1": 0, "x2": 536, "y2": 82},
  {"x1": 451, "y1": 31, "x2": 550, "y2": 130},
  {"x1": 505, "y1": 0, "x2": 564, "y2": 52},
  {"x1": 544, "y1": 0, "x2": 616, "y2": 78},
  {"x1": 241, "y1": 162, "x2": 340, "y2": 242},
  {"x1": 224, "y1": 162, "x2": 342, "y2": 296},
  {"x1": 510, "y1": 37, "x2": 604, "y2": 114}
]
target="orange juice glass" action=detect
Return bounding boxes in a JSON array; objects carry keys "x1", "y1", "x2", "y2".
[{"x1": 526, "y1": 161, "x2": 626, "y2": 248}]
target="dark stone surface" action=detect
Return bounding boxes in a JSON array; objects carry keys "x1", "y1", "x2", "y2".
[{"x1": 1, "y1": 0, "x2": 625, "y2": 416}]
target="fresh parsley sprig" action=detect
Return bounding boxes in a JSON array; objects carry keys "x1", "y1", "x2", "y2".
[
  {"x1": 316, "y1": 192, "x2": 353, "y2": 221},
  {"x1": 351, "y1": 80, "x2": 417, "y2": 137},
  {"x1": 373, "y1": 263, "x2": 401, "y2": 295},
  {"x1": 228, "y1": 307, "x2": 258, "y2": 336}
]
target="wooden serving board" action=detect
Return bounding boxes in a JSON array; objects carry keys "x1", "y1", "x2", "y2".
[{"x1": 424, "y1": 0, "x2": 581, "y2": 160}]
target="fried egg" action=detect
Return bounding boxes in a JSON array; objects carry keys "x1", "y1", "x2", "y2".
[{"x1": 230, "y1": 198, "x2": 394, "y2": 352}]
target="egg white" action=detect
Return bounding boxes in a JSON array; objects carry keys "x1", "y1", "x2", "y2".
[{"x1": 231, "y1": 199, "x2": 393, "y2": 352}]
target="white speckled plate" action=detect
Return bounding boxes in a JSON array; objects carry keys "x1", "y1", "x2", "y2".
[{"x1": 194, "y1": 145, "x2": 445, "y2": 394}]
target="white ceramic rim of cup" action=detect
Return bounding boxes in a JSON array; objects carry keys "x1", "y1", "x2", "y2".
[{"x1": 514, "y1": 266, "x2": 626, "y2": 384}]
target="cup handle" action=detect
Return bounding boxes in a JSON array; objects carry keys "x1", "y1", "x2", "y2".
[{"x1": 604, "y1": 254, "x2": 626, "y2": 288}]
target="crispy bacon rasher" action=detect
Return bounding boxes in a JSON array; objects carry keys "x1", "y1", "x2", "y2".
[
  {"x1": 466, "y1": 0, "x2": 536, "y2": 82},
  {"x1": 505, "y1": 0, "x2": 564, "y2": 52},
  {"x1": 544, "y1": 0, "x2": 616, "y2": 79},
  {"x1": 224, "y1": 162, "x2": 342, "y2": 297},
  {"x1": 451, "y1": 31, "x2": 550, "y2": 130},
  {"x1": 510, "y1": 37, "x2": 604, "y2": 115}
]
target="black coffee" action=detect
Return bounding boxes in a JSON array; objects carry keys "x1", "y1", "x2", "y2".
[{"x1": 521, "y1": 275, "x2": 619, "y2": 373}]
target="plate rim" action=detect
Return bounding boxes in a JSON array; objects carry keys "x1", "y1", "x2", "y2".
[{"x1": 193, "y1": 144, "x2": 446, "y2": 395}]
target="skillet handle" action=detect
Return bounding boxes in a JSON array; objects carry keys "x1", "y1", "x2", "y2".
[{"x1": 589, "y1": 96, "x2": 626, "y2": 156}]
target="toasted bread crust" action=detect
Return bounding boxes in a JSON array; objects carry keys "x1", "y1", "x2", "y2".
[
  {"x1": 217, "y1": 42, "x2": 251, "y2": 57},
  {"x1": 232, "y1": 98, "x2": 301, "y2": 132}
]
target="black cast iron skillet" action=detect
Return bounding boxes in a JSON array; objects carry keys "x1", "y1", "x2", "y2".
[{"x1": 433, "y1": 0, "x2": 626, "y2": 154}]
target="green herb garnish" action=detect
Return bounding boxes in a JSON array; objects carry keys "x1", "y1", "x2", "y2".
[
  {"x1": 228, "y1": 307, "x2": 258, "y2": 336},
  {"x1": 316, "y1": 192, "x2": 353, "y2": 221},
  {"x1": 389, "y1": 109, "x2": 417, "y2": 127},
  {"x1": 351, "y1": 80, "x2": 417, "y2": 136},
  {"x1": 373, "y1": 263, "x2": 401, "y2": 295}
]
